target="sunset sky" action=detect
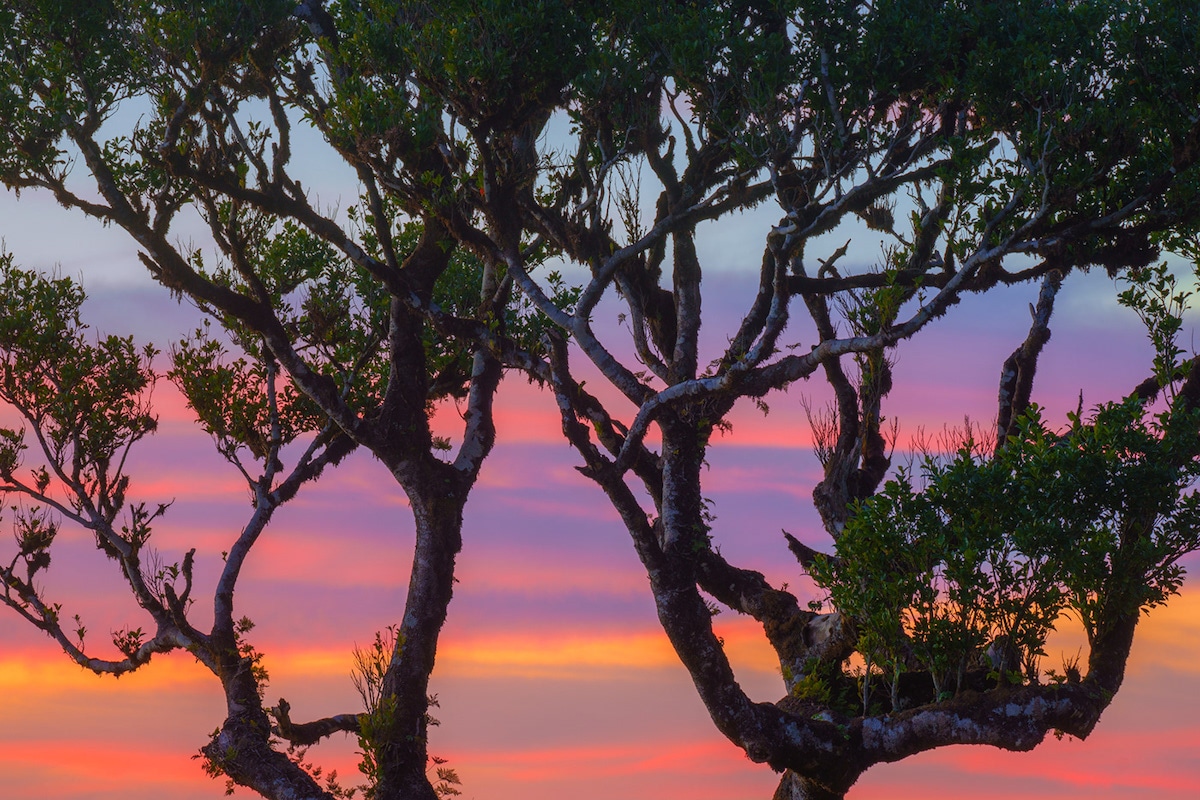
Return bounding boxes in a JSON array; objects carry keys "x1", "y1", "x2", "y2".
[{"x1": 2, "y1": 130, "x2": 1200, "y2": 800}]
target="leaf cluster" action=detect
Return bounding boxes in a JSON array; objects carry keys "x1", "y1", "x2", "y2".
[
  {"x1": 0, "y1": 254, "x2": 157, "y2": 524},
  {"x1": 812, "y1": 397, "x2": 1200, "y2": 705}
]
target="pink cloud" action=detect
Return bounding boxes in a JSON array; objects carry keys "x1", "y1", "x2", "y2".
[
  {"x1": 471, "y1": 739, "x2": 761, "y2": 782},
  {"x1": 0, "y1": 740, "x2": 220, "y2": 799}
]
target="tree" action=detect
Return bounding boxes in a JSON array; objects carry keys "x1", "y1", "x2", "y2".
[
  {"x1": 0, "y1": 254, "x2": 362, "y2": 796},
  {"x1": 0, "y1": 2, "x2": 558, "y2": 798},
  {"x1": 506, "y1": 3, "x2": 1200, "y2": 799},
  {"x1": 3, "y1": 2, "x2": 1200, "y2": 799}
]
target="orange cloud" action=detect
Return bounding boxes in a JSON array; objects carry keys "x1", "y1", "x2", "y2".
[
  {"x1": 432, "y1": 615, "x2": 779, "y2": 680},
  {"x1": 1127, "y1": 590, "x2": 1200, "y2": 675},
  {"x1": 78, "y1": 615, "x2": 768, "y2": 687},
  {"x1": 0, "y1": 739, "x2": 218, "y2": 799},
  {"x1": 0, "y1": 649, "x2": 211, "y2": 696},
  {"x1": 1035, "y1": 589, "x2": 1200, "y2": 679},
  {"x1": 436, "y1": 630, "x2": 678, "y2": 679}
]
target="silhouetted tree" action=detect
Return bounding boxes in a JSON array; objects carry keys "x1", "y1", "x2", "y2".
[{"x1": 3, "y1": 2, "x2": 1200, "y2": 799}]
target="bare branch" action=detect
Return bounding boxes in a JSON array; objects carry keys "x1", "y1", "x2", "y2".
[
  {"x1": 272, "y1": 698, "x2": 360, "y2": 747},
  {"x1": 996, "y1": 270, "x2": 1063, "y2": 447}
]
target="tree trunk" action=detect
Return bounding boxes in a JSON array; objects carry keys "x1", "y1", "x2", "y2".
[
  {"x1": 774, "y1": 772, "x2": 847, "y2": 800},
  {"x1": 373, "y1": 487, "x2": 464, "y2": 800},
  {"x1": 372, "y1": 733, "x2": 438, "y2": 800},
  {"x1": 206, "y1": 657, "x2": 333, "y2": 800}
]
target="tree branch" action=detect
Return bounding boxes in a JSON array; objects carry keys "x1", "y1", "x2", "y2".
[{"x1": 272, "y1": 698, "x2": 361, "y2": 747}]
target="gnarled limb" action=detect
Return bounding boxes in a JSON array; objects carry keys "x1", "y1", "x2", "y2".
[
  {"x1": 997, "y1": 270, "x2": 1063, "y2": 447},
  {"x1": 272, "y1": 698, "x2": 361, "y2": 747}
]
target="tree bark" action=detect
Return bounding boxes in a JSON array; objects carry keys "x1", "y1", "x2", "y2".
[
  {"x1": 372, "y1": 483, "x2": 464, "y2": 800},
  {"x1": 774, "y1": 772, "x2": 846, "y2": 800},
  {"x1": 206, "y1": 657, "x2": 332, "y2": 800}
]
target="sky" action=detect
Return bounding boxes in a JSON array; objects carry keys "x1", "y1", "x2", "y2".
[{"x1": 2, "y1": 130, "x2": 1200, "y2": 800}]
